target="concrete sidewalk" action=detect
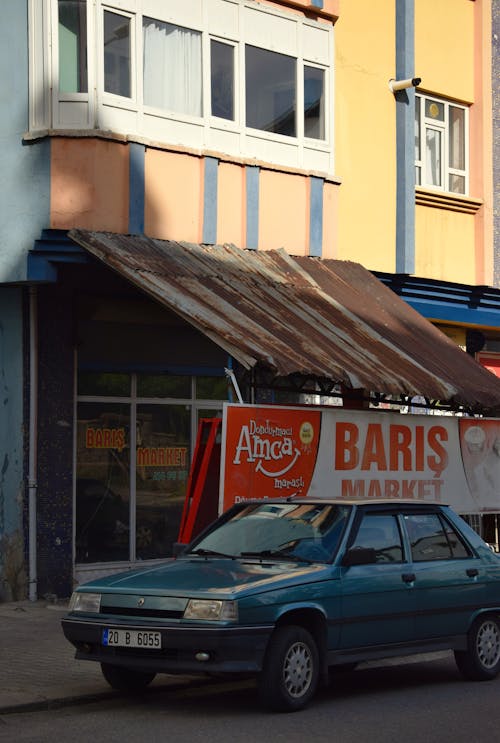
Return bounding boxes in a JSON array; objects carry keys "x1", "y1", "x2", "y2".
[{"x1": 0, "y1": 600, "x2": 196, "y2": 715}]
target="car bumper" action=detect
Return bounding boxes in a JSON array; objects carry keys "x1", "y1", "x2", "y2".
[{"x1": 61, "y1": 615, "x2": 274, "y2": 675}]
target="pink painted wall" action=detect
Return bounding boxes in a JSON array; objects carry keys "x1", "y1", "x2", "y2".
[
  {"x1": 322, "y1": 181, "x2": 339, "y2": 258},
  {"x1": 50, "y1": 138, "x2": 128, "y2": 232},
  {"x1": 259, "y1": 170, "x2": 309, "y2": 254},
  {"x1": 145, "y1": 149, "x2": 203, "y2": 243}
]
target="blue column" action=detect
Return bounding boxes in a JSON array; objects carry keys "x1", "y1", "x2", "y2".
[
  {"x1": 309, "y1": 177, "x2": 324, "y2": 257},
  {"x1": 395, "y1": 0, "x2": 416, "y2": 274},
  {"x1": 246, "y1": 166, "x2": 260, "y2": 250},
  {"x1": 203, "y1": 157, "x2": 219, "y2": 244},
  {"x1": 129, "y1": 142, "x2": 145, "y2": 235}
]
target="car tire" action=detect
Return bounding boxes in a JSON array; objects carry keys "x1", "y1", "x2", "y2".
[
  {"x1": 454, "y1": 615, "x2": 500, "y2": 681},
  {"x1": 101, "y1": 663, "x2": 156, "y2": 691},
  {"x1": 258, "y1": 625, "x2": 319, "y2": 712}
]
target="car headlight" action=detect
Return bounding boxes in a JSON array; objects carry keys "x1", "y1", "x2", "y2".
[
  {"x1": 183, "y1": 599, "x2": 238, "y2": 621},
  {"x1": 69, "y1": 591, "x2": 102, "y2": 613}
]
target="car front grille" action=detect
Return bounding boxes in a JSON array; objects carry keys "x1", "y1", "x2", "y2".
[{"x1": 100, "y1": 605, "x2": 184, "y2": 620}]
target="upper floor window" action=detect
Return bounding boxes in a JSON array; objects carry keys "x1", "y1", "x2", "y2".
[
  {"x1": 143, "y1": 18, "x2": 202, "y2": 117},
  {"x1": 31, "y1": 0, "x2": 334, "y2": 175},
  {"x1": 104, "y1": 10, "x2": 131, "y2": 98},
  {"x1": 415, "y1": 94, "x2": 468, "y2": 195},
  {"x1": 58, "y1": 0, "x2": 88, "y2": 94}
]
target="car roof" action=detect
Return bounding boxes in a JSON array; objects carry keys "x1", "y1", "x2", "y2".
[{"x1": 241, "y1": 498, "x2": 447, "y2": 508}]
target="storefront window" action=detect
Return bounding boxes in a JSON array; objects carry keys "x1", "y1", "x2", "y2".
[
  {"x1": 196, "y1": 376, "x2": 228, "y2": 399},
  {"x1": 136, "y1": 404, "x2": 190, "y2": 559},
  {"x1": 75, "y1": 372, "x2": 226, "y2": 566},
  {"x1": 198, "y1": 408, "x2": 223, "y2": 423},
  {"x1": 137, "y1": 374, "x2": 191, "y2": 398},
  {"x1": 76, "y1": 402, "x2": 130, "y2": 562},
  {"x1": 78, "y1": 371, "x2": 130, "y2": 396}
]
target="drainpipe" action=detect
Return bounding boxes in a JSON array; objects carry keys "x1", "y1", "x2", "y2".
[{"x1": 28, "y1": 287, "x2": 38, "y2": 601}]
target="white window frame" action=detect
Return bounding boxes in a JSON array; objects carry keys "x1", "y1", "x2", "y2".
[
  {"x1": 100, "y1": 6, "x2": 137, "y2": 107},
  {"x1": 30, "y1": 0, "x2": 334, "y2": 175},
  {"x1": 415, "y1": 93, "x2": 469, "y2": 196}
]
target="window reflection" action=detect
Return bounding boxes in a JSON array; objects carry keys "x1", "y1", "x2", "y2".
[
  {"x1": 136, "y1": 405, "x2": 190, "y2": 559},
  {"x1": 58, "y1": 0, "x2": 88, "y2": 93},
  {"x1": 304, "y1": 66, "x2": 324, "y2": 140},
  {"x1": 76, "y1": 402, "x2": 130, "y2": 563},
  {"x1": 104, "y1": 10, "x2": 131, "y2": 97},
  {"x1": 211, "y1": 40, "x2": 234, "y2": 120},
  {"x1": 245, "y1": 46, "x2": 296, "y2": 137}
]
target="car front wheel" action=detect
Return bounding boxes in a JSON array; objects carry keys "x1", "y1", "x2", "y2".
[
  {"x1": 455, "y1": 615, "x2": 500, "y2": 681},
  {"x1": 258, "y1": 625, "x2": 319, "y2": 712},
  {"x1": 101, "y1": 663, "x2": 156, "y2": 691}
]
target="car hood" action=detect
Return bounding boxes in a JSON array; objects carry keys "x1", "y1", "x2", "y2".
[{"x1": 80, "y1": 557, "x2": 334, "y2": 599}]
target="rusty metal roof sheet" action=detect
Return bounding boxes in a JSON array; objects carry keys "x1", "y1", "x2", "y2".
[{"x1": 69, "y1": 229, "x2": 500, "y2": 413}]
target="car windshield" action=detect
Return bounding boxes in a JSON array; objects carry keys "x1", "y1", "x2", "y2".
[{"x1": 187, "y1": 503, "x2": 351, "y2": 563}]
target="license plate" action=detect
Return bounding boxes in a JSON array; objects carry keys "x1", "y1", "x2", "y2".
[{"x1": 102, "y1": 628, "x2": 161, "y2": 649}]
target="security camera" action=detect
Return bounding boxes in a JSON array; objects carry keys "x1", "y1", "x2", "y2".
[{"x1": 389, "y1": 77, "x2": 421, "y2": 93}]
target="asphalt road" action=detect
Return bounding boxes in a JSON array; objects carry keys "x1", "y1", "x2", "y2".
[{"x1": 2, "y1": 653, "x2": 500, "y2": 743}]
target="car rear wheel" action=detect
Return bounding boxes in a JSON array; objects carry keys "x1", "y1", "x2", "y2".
[
  {"x1": 454, "y1": 615, "x2": 500, "y2": 681},
  {"x1": 101, "y1": 663, "x2": 156, "y2": 691},
  {"x1": 258, "y1": 625, "x2": 319, "y2": 712}
]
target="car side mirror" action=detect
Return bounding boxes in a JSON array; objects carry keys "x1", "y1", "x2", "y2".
[
  {"x1": 342, "y1": 547, "x2": 377, "y2": 566},
  {"x1": 172, "y1": 541, "x2": 189, "y2": 558}
]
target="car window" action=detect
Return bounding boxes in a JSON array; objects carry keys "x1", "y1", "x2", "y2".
[
  {"x1": 189, "y1": 503, "x2": 351, "y2": 563},
  {"x1": 350, "y1": 514, "x2": 403, "y2": 563},
  {"x1": 405, "y1": 513, "x2": 471, "y2": 562}
]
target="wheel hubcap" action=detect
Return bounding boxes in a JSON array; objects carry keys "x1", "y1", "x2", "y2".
[
  {"x1": 477, "y1": 621, "x2": 500, "y2": 669},
  {"x1": 283, "y1": 641, "x2": 313, "y2": 698}
]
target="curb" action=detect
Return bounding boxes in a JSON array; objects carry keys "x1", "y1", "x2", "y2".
[{"x1": 0, "y1": 677, "x2": 213, "y2": 716}]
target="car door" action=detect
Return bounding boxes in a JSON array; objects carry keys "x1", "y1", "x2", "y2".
[
  {"x1": 339, "y1": 512, "x2": 417, "y2": 650},
  {"x1": 402, "y1": 510, "x2": 486, "y2": 639}
]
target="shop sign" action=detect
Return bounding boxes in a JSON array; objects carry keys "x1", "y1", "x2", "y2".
[
  {"x1": 86, "y1": 427, "x2": 126, "y2": 451},
  {"x1": 220, "y1": 404, "x2": 500, "y2": 514},
  {"x1": 137, "y1": 447, "x2": 188, "y2": 467}
]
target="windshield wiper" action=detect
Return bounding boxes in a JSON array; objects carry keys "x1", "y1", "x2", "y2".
[
  {"x1": 240, "y1": 549, "x2": 314, "y2": 564},
  {"x1": 189, "y1": 548, "x2": 236, "y2": 560}
]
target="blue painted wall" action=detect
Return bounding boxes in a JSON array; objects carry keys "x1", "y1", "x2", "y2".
[
  {"x1": 0, "y1": 289, "x2": 25, "y2": 600},
  {"x1": 0, "y1": 2, "x2": 50, "y2": 599},
  {"x1": 0, "y1": 3, "x2": 51, "y2": 283}
]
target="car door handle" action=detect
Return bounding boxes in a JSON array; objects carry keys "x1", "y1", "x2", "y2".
[
  {"x1": 402, "y1": 573, "x2": 416, "y2": 584},
  {"x1": 466, "y1": 568, "x2": 479, "y2": 578}
]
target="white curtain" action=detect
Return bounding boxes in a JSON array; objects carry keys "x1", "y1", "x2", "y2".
[
  {"x1": 143, "y1": 19, "x2": 202, "y2": 117},
  {"x1": 426, "y1": 129, "x2": 441, "y2": 187}
]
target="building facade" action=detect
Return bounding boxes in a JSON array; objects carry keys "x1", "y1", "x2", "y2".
[{"x1": 0, "y1": 0, "x2": 499, "y2": 600}]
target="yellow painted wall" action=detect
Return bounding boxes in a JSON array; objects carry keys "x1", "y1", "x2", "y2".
[
  {"x1": 50, "y1": 139, "x2": 128, "y2": 232},
  {"x1": 414, "y1": 0, "x2": 492, "y2": 285},
  {"x1": 415, "y1": 0, "x2": 474, "y2": 103},
  {"x1": 415, "y1": 204, "x2": 475, "y2": 283},
  {"x1": 438, "y1": 325, "x2": 467, "y2": 350},
  {"x1": 333, "y1": 0, "x2": 397, "y2": 271},
  {"x1": 145, "y1": 149, "x2": 203, "y2": 243},
  {"x1": 259, "y1": 171, "x2": 309, "y2": 254}
]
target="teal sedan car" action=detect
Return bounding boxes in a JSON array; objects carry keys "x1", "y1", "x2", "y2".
[{"x1": 62, "y1": 499, "x2": 500, "y2": 712}]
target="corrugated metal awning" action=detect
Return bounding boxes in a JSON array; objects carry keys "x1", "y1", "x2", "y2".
[{"x1": 69, "y1": 229, "x2": 500, "y2": 414}]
